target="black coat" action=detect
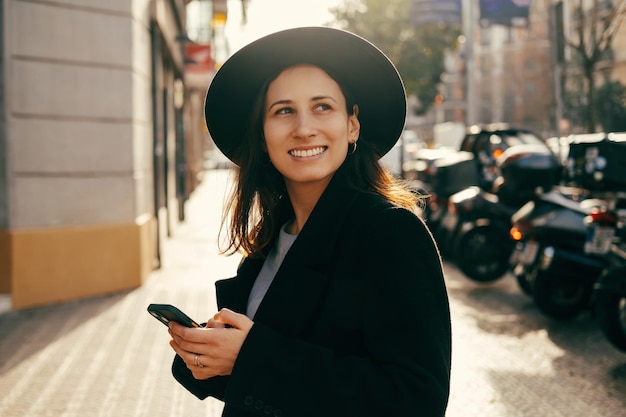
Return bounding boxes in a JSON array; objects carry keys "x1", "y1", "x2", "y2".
[{"x1": 172, "y1": 170, "x2": 452, "y2": 417}]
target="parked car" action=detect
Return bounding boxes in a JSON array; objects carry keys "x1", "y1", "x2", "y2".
[
  {"x1": 459, "y1": 124, "x2": 550, "y2": 191},
  {"x1": 408, "y1": 123, "x2": 550, "y2": 192},
  {"x1": 565, "y1": 132, "x2": 626, "y2": 191}
]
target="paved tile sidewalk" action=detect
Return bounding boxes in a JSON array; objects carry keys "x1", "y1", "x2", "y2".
[{"x1": 0, "y1": 169, "x2": 239, "y2": 417}]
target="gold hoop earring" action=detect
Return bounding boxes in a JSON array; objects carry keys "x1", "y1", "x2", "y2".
[{"x1": 348, "y1": 141, "x2": 358, "y2": 155}]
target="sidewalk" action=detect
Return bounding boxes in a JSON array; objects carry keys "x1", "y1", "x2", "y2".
[{"x1": 0, "y1": 169, "x2": 240, "y2": 417}]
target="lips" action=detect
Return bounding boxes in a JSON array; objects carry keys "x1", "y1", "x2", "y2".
[{"x1": 289, "y1": 146, "x2": 327, "y2": 158}]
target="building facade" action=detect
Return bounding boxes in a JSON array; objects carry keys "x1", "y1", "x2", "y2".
[
  {"x1": 470, "y1": 0, "x2": 555, "y2": 136},
  {"x1": 434, "y1": 0, "x2": 625, "y2": 137},
  {"x1": 0, "y1": 0, "x2": 209, "y2": 309}
]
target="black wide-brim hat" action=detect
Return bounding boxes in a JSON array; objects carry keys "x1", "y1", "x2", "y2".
[{"x1": 205, "y1": 26, "x2": 407, "y2": 165}]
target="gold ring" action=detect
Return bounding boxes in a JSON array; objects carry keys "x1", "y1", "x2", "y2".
[{"x1": 195, "y1": 354, "x2": 204, "y2": 368}]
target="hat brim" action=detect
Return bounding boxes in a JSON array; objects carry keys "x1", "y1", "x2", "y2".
[{"x1": 205, "y1": 26, "x2": 407, "y2": 165}]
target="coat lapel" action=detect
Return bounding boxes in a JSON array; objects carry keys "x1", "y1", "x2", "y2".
[
  {"x1": 252, "y1": 171, "x2": 359, "y2": 336},
  {"x1": 215, "y1": 257, "x2": 264, "y2": 313}
]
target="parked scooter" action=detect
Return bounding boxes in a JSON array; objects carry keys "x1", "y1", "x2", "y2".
[
  {"x1": 509, "y1": 132, "x2": 626, "y2": 319},
  {"x1": 411, "y1": 124, "x2": 549, "y2": 258},
  {"x1": 589, "y1": 198, "x2": 626, "y2": 351},
  {"x1": 441, "y1": 144, "x2": 561, "y2": 283},
  {"x1": 508, "y1": 189, "x2": 607, "y2": 318},
  {"x1": 411, "y1": 151, "x2": 479, "y2": 253},
  {"x1": 440, "y1": 185, "x2": 519, "y2": 281}
]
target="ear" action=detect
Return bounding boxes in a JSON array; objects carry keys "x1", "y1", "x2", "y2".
[{"x1": 349, "y1": 105, "x2": 360, "y2": 142}]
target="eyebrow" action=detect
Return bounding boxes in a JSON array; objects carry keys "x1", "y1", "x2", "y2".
[
  {"x1": 267, "y1": 95, "x2": 338, "y2": 112},
  {"x1": 267, "y1": 99, "x2": 292, "y2": 111},
  {"x1": 312, "y1": 95, "x2": 337, "y2": 103}
]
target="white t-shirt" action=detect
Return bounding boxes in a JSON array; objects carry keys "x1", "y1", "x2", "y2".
[{"x1": 246, "y1": 222, "x2": 298, "y2": 319}]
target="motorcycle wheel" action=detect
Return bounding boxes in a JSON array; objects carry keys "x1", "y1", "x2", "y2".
[
  {"x1": 533, "y1": 269, "x2": 592, "y2": 319},
  {"x1": 595, "y1": 290, "x2": 626, "y2": 352},
  {"x1": 455, "y1": 225, "x2": 513, "y2": 283},
  {"x1": 511, "y1": 251, "x2": 533, "y2": 296},
  {"x1": 515, "y1": 271, "x2": 533, "y2": 296}
]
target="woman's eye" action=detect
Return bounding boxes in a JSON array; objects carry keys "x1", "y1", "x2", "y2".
[
  {"x1": 275, "y1": 107, "x2": 293, "y2": 115},
  {"x1": 315, "y1": 103, "x2": 331, "y2": 111}
]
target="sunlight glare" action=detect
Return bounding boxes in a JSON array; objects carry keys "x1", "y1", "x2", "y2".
[{"x1": 225, "y1": 0, "x2": 343, "y2": 53}]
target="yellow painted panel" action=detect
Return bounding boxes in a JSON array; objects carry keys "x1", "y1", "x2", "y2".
[
  {"x1": 0, "y1": 231, "x2": 10, "y2": 293},
  {"x1": 10, "y1": 216, "x2": 155, "y2": 309}
]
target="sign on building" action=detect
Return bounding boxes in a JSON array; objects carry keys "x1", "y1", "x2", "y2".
[
  {"x1": 185, "y1": 43, "x2": 213, "y2": 73},
  {"x1": 411, "y1": 0, "x2": 462, "y2": 25},
  {"x1": 479, "y1": 0, "x2": 530, "y2": 27}
]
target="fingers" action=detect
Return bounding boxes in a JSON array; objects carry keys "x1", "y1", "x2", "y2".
[
  {"x1": 205, "y1": 318, "x2": 226, "y2": 329},
  {"x1": 168, "y1": 310, "x2": 252, "y2": 335},
  {"x1": 167, "y1": 309, "x2": 254, "y2": 378},
  {"x1": 212, "y1": 308, "x2": 254, "y2": 331},
  {"x1": 170, "y1": 339, "x2": 220, "y2": 379},
  {"x1": 170, "y1": 337, "x2": 232, "y2": 379},
  {"x1": 168, "y1": 326, "x2": 208, "y2": 356},
  {"x1": 167, "y1": 321, "x2": 189, "y2": 337}
]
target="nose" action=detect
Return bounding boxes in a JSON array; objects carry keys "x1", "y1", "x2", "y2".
[{"x1": 293, "y1": 112, "x2": 317, "y2": 139}]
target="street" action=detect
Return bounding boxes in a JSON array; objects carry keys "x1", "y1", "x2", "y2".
[
  {"x1": 0, "y1": 169, "x2": 624, "y2": 417},
  {"x1": 444, "y1": 262, "x2": 626, "y2": 416}
]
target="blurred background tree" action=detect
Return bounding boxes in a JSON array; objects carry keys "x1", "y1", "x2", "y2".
[
  {"x1": 565, "y1": 0, "x2": 626, "y2": 132},
  {"x1": 594, "y1": 79, "x2": 626, "y2": 132},
  {"x1": 330, "y1": 0, "x2": 461, "y2": 115}
]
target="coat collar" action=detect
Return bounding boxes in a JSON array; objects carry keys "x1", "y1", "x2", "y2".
[{"x1": 216, "y1": 167, "x2": 360, "y2": 335}]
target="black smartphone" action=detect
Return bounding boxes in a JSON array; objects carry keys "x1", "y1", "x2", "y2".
[{"x1": 147, "y1": 303, "x2": 202, "y2": 328}]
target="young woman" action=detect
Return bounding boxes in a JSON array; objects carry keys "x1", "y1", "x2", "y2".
[{"x1": 168, "y1": 27, "x2": 451, "y2": 417}]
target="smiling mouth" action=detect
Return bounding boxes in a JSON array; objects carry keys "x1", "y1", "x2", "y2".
[{"x1": 289, "y1": 146, "x2": 327, "y2": 158}]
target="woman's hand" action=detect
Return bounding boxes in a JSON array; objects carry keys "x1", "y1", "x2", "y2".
[{"x1": 169, "y1": 308, "x2": 253, "y2": 380}]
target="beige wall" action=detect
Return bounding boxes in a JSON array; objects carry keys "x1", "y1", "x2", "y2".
[
  {"x1": 7, "y1": 1, "x2": 153, "y2": 227},
  {"x1": 1, "y1": 0, "x2": 187, "y2": 309}
]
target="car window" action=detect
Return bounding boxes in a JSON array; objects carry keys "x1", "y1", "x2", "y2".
[
  {"x1": 515, "y1": 132, "x2": 544, "y2": 145},
  {"x1": 474, "y1": 133, "x2": 492, "y2": 153},
  {"x1": 498, "y1": 131, "x2": 544, "y2": 148},
  {"x1": 460, "y1": 134, "x2": 477, "y2": 152},
  {"x1": 462, "y1": 129, "x2": 546, "y2": 159}
]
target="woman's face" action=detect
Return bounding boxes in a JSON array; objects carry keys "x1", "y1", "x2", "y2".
[{"x1": 263, "y1": 64, "x2": 360, "y2": 191}]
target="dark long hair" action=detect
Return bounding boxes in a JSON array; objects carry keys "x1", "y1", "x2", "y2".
[{"x1": 219, "y1": 65, "x2": 420, "y2": 257}]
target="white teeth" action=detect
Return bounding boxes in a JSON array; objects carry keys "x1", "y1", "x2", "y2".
[{"x1": 290, "y1": 147, "x2": 325, "y2": 157}]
